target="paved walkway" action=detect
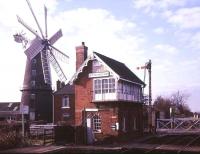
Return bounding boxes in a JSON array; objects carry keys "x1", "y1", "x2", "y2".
[
  {"x1": 1, "y1": 144, "x2": 200, "y2": 154},
  {"x1": 0, "y1": 146, "x2": 66, "y2": 153}
]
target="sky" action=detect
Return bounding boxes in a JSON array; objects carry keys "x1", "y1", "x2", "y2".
[{"x1": 0, "y1": 0, "x2": 200, "y2": 112}]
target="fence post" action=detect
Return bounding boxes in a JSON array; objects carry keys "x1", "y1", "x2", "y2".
[{"x1": 43, "y1": 128, "x2": 45, "y2": 145}]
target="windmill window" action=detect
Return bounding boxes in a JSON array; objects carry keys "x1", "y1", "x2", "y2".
[
  {"x1": 62, "y1": 96, "x2": 70, "y2": 108},
  {"x1": 93, "y1": 114, "x2": 101, "y2": 132},
  {"x1": 31, "y1": 81, "x2": 36, "y2": 87},
  {"x1": 32, "y1": 70, "x2": 36, "y2": 76},
  {"x1": 32, "y1": 59, "x2": 37, "y2": 64},
  {"x1": 30, "y1": 94, "x2": 35, "y2": 100}
]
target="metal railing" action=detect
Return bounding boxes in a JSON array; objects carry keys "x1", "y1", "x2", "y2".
[{"x1": 92, "y1": 89, "x2": 143, "y2": 102}]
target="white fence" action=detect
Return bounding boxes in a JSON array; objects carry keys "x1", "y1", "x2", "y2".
[{"x1": 157, "y1": 118, "x2": 200, "y2": 133}]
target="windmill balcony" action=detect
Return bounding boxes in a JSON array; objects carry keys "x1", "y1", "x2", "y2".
[{"x1": 92, "y1": 89, "x2": 143, "y2": 103}]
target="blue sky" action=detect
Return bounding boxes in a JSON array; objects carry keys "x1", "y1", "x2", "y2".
[{"x1": 0, "y1": 0, "x2": 200, "y2": 111}]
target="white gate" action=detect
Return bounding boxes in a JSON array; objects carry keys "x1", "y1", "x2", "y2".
[{"x1": 157, "y1": 118, "x2": 200, "y2": 133}]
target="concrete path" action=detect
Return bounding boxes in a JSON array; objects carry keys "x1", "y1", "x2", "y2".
[{"x1": 1, "y1": 143, "x2": 200, "y2": 153}]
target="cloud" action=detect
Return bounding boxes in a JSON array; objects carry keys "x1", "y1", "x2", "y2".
[
  {"x1": 153, "y1": 27, "x2": 165, "y2": 34},
  {"x1": 51, "y1": 8, "x2": 145, "y2": 66},
  {"x1": 0, "y1": 2, "x2": 147, "y2": 101},
  {"x1": 166, "y1": 7, "x2": 200, "y2": 29},
  {"x1": 0, "y1": 0, "x2": 58, "y2": 27},
  {"x1": 132, "y1": 0, "x2": 187, "y2": 13},
  {"x1": 190, "y1": 32, "x2": 200, "y2": 49},
  {"x1": 154, "y1": 44, "x2": 179, "y2": 54}
]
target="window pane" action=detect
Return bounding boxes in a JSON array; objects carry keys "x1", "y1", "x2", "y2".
[
  {"x1": 93, "y1": 114, "x2": 101, "y2": 132},
  {"x1": 109, "y1": 78, "x2": 115, "y2": 93},
  {"x1": 102, "y1": 79, "x2": 108, "y2": 93},
  {"x1": 94, "y1": 79, "x2": 101, "y2": 94},
  {"x1": 62, "y1": 96, "x2": 70, "y2": 108}
]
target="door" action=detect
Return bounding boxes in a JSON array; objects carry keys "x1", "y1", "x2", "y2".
[{"x1": 86, "y1": 118, "x2": 94, "y2": 144}]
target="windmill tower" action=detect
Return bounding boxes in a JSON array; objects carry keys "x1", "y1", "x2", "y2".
[{"x1": 14, "y1": 0, "x2": 69, "y2": 122}]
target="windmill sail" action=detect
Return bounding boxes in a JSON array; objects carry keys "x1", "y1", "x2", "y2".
[
  {"x1": 44, "y1": 5, "x2": 48, "y2": 38},
  {"x1": 26, "y1": 0, "x2": 44, "y2": 39},
  {"x1": 41, "y1": 50, "x2": 52, "y2": 85},
  {"x1": 48, "y1": 51, "x2": 67, "y2": 83},
  {"x1": 17, "y1": 15, "x2": 40, "y2": 38},
  {"x1": 49, "y1": 29, "x2": 63, "y2": 45},
  {"x1": 24, "y1": 37, "x2": 44, "y2": 60},
  {"x1": 50, "y1": 45, "x2": 69, "y2": 63},
  {"x1": 15, "y1": 0, "x2": 69, "y2": 122}
]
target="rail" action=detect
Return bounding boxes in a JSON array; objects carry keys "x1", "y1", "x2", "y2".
[{"x1": 157, "y1": 118, "x2": 200, "y2": 133}]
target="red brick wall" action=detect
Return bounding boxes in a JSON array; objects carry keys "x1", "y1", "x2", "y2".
[
  {"x1": 76, "y1": 43, "x2": 88, "y2": 71},
  {"x1": 74, "y1": 61, "x2": 95, "y2": 125},
  {"x1": 54, "y1": 94, "x2": 75, "y2": 125},
  {"x1": 98, "y1": 108, "x2": 119, "y2": 137}
]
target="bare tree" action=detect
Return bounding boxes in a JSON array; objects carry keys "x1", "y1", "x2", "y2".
[
  {"x1": 171, "y1": 91, "x2": 189, "y2": 106},
  {"x1": 154, "y1": 91, "x2": 192, "y2": 118}
]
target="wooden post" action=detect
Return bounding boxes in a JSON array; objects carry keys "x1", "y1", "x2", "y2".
[{"x1": 43, "y1": 128, "x2": 45, "y2": 145}]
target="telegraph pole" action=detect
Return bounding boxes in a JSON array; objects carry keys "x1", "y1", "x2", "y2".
[{"x1": 146, "y1": 60, "x2": 152, "y2": 133}]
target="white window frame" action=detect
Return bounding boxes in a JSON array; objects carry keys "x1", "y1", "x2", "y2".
[
  {"x1": 62, "y1": 96, "x2": 70, "y2": 108},
  {"x1": 102, "y1": 79, "x2": 108, "y2": 93},
  {"x1": 108, "y1": 78, "x2": 115, "y2": 93},
  {"x1": 93, "y1": 78, "x2": 116, "y2": 94},
  {"x1": 93, "y1": 114, "x2": 101, "y2": 133},
  {"x1": 93, "y1": 60, "x2": 103, "y2": 73},
  {"x1": 94, "y1": 79, "x2": 102, "y2": 94}
]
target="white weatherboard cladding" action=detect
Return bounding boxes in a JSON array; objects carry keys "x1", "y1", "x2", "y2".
[{"x1": 69, "y1": 52, "x2": 119, "y2": 84}]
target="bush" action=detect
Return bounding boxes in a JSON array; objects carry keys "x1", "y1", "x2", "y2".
[{"x1": 0, "y1": 122, "x2": 22, "y2": 150}]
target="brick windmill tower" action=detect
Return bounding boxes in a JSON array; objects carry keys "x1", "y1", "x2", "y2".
[{"x1": 14, "y1": 0, "x2": 69, "y2": 122}]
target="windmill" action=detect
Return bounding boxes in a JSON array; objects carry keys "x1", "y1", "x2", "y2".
[{"x1": 14, "y1": 0, "x2": 69, "y2": 122}]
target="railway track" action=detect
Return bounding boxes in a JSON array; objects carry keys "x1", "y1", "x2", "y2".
[{"x1": 138, "y1": 134, "x2": 200, "y2": 154}]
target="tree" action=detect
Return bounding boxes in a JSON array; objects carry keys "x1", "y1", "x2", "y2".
[
  {"x1": 171, "y1": 91, "x2": 192, "y2": 117},
  {"x1": 154, "y1": 96, "x2": 171, "y2": 118},
  {"x1": 171, "y1": 91, "x2": 189, "y2": 106},
  {"x1": 154, "y1": 91, "x2": 193, "y2": 118}
]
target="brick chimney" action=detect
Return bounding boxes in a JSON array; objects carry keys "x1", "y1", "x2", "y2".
[
  {"x1": 76, "y1": 42, "x2": 88, "y2": 70},
  {"x1": 56, "y1": 80, "x2": 65, "y2": 91}
]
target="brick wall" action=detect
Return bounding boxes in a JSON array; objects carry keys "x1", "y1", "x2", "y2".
[
  {"x1": 118, "y1": 103, "x2": 143, "y2": 137},
  {"x1": 76, "y1": 42, "x2": 88, "y2": 71},
  {"x1": 54, "y1": 94, "x2": 75, "y2": 125},
  {"x1": 74, "y1": 61, "x2": 95, "y2": 125}
]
